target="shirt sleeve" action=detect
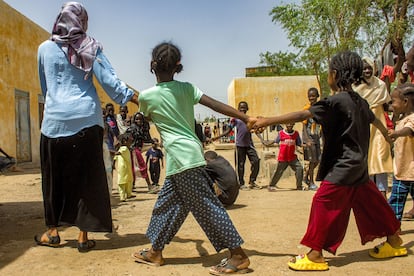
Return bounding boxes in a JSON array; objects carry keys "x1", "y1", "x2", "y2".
[
  {"x1": 309, "y1": 98, "x2": 330, "y2": 125},
  {"x1": 92, "y1": 50, "x2": 135, "y2": 106},
  {"x1": 275, "y1": 133, "x2": 281, "y2": 144},
  {"x1": 403, "y1": 115, "x2": 414, "y2": 134},
  {"x1": 37, "y1": 47, "x2": 47, "y2": 97},
  {"x1": 295, "y1": 132, "x2": 302, "y2": 146},
  {"x1": 380, "y1": 65, "x2": 396, "y2": 83}
]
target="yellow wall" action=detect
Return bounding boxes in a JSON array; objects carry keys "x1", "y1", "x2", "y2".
[
  {"x1": 0, "y1": 1, "x2": 138, "y2": 166},
  {"x1": 228, "y1": 76, "x2": 319, "y2": 117},
  {"x1": 228, "y1": 76, "x2": 319, "y2": 141}
]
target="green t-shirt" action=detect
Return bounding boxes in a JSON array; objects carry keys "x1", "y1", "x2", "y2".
[{"x1": 139, "y1": 80, "x2": 205, "y2": 176}]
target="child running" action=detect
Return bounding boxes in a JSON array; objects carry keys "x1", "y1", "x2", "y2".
[
  {"x1": 132, "y1": 42, "x2": 253, "y2": 274},
  {"x1": 253, "y1": 51, "x2": 406, "y2": 271},
  {"x1": 387, "y1": 83, "x2": 414, "y2": 221}
]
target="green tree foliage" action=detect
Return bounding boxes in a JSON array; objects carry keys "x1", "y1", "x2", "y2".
[{"x1": 263, "y1": 0, "x2": 413, "y2": 96}]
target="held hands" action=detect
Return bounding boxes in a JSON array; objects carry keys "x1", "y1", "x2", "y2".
[
  {"x1": 249, "y1": 116, "x2": 268, "y2": 134},
  {"x1": 387, "y1": 129, "x2": 397, "y2": 143}
]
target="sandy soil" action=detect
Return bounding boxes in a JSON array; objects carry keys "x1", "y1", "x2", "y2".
[{"x1": 0, "y1": 146, "x2": 413, "y2": 276}]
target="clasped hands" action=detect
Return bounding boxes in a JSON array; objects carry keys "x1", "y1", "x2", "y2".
[{"x1": 246, "y1": 116, "x2": 268, "y2": 134}]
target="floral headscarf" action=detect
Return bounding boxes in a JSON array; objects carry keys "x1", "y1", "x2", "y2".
[{"x1": 51, "y1": 2, "x2": 102, "y2": 77}]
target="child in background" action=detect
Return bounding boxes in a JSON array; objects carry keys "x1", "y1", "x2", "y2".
[
  {"x1": 145, "y1": 138, "x2": 164, "y2": 187},
  {"x1": 114, "y1": 133, "x2": 133, "y2": 202},
  {"x1": 204, "y1": 150, "x2": 239, "y2": 207},
  {"x1": 302, "y1": 87, "x2": 322, "y2": 191},
  {"x1": 260, "y1": 123, "x2": 304, "y2": 191},
  {"x1": 387, "y1": 83, "x2": 414, "y2": 221},
  {"x1": 132, "y1": 42, "x2": 253, "y2": 274},
  {"x1": 253, "y1": 51, "x2": 406, "y2": 271},
  {"x1": 128, "y1": 112, "x2": 158, "y2": 194}
]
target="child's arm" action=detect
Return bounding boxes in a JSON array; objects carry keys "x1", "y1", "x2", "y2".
[
  {"x1": 254, "y1": 110, "x2": 312, "y2": 130},
  {"x1": 256, "y1": 132, "x2": 275, "y2": 147},
  {"x1": 388, "y1": 127, "x2": 414, "y2": 141},
  {"x1": 372, "y1": 117, "x2": 393, "y2": 144},
  {"x1": 199, "y1": 95, "x2": 256, "y2": 129}
]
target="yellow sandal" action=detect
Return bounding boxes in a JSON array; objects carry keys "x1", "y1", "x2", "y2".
[
  {"x1": 369, "y1": 242, "x2": 407, "y2": 259},
  {"x1": 288, "y1": 254, "x2": 329, "y2": 271}
]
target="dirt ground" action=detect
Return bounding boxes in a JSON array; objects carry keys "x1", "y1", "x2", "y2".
[{"x1": 0, "y1": 145, "x2": 413, "y2": 276}]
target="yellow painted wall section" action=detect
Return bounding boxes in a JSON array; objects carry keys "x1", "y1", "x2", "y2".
[
  {"x1": 227, "y1": 76, "x2": 319, "y2": 141},
  {"x1": 1, "y1": 1, "x2": 49, "y2": 165},
  {"x1": 228, "y1": 76, "x2": 319, "y2": 117}
]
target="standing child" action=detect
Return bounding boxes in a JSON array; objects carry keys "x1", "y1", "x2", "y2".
[
  {"x1": 260, "y1": 123, "x2": 304, "y2": 191},
  {"x1": 302, "y1": 87, "x2": 322, "y2": 191},
  {"x1": 145, "y1": 138, "x2": 164, "y2": 187},
  {"x1": 253, "y1": 51, "x2": 406, "y2": 271},
  {"x1": 204, "y1": 150, "x2": 240, "y2": 207},
  {"x1": 387, "y1": 83, "x2": 414, "y2": 221},
  {"x1": 114, "y1": 133, "x2": 134, "y2": 202},
  {"x1": 132, "y1": 42, "x2": 253, "y2": 274},
  {"x1": 128, "y1": 112, "x2": 157, "y2": 194}
]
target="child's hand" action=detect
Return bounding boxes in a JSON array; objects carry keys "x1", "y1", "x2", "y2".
[
  {"x1": 252, "y1": 116, "x2": 269, "y2": 132},
  {"x1": 245, "y1": 116, "x2": 257, "y2": 130},
  {"x1": 388, "y1": 129, "x2": 396, "y2": 141}
]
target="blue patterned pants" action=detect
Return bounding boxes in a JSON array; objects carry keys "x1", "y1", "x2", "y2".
[
  {"x1": 146, "y1": 167, "x2": 244, "y2": 252},
  {"x1": 388, "y1": 177, "x2": 414, "y2": 220}
]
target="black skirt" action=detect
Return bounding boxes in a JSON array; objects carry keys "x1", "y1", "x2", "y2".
[{"x1": 40, "y1": 125, "x2": 112, "y2": 232}]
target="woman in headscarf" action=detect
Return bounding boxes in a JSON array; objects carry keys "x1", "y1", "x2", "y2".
[
  {"x1": 353, "y1": 57, "x2": 393, "y2": 198},
  {"x1": 35, "y1": 2, "x2": 139, "y2": 252}
]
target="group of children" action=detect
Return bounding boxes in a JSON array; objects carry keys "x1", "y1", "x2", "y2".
[
  {"x1": 102, "y1": 104, "x2": 164, "y2": 201},
  {"x1": 258, "y1": 87, "x2": 321, "y2": 192},
  {"x1": 103, "y1": 45, "x2": 413, "y2": 274}
]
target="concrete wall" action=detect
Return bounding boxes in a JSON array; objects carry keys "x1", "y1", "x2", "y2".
[
  {"x1": 228, "y1": 76, "x2": 319, "y2": 140},
  {"x1": 228, "y1": 76, "x2": 319, "y2": 118},
  {"x1": 0, "y1": 1, "x2": 138, "y2": 167}
]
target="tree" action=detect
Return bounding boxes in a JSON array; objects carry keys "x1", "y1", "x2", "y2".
[
  {"x1": 259, "y1": 51, "x2": 311, "y2": 76},
  {"x1": 265, "y1": 0, "x2": 414, "y2": 96}
]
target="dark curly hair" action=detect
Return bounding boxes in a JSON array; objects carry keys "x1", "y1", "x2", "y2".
[{"x1": 150, "y1": 42, "x2": 183, "y2": 74}]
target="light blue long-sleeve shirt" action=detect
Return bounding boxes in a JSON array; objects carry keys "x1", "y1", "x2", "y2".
[{"x1": 38, "y1": 40, "x2": 135, "y2": 138}]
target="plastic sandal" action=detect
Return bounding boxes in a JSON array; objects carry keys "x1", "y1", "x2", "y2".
[
  {"x1": 369, "y1": 242, "x2": 407, "y2": 259},
  {"x1": 288, "y1": 254, "x2": 329, "y2": 271},
  {"x1": 132, "y1": 248, "x2": 165, "y2": 266},
  {"x1": 209, "y1": 258, "x2": 251, "y2": 275}
]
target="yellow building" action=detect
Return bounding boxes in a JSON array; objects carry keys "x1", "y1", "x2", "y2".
[
  {"x1": 228, "y1": 75, "x2": 318, "y2": 118},
  {"x1": 0, "y1": 1, "x2": 138, "y2": 167}
]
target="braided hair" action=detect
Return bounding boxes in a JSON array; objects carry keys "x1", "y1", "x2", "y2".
[
  {"x1": 329, "y1": 51, "x2": 363, "y2": 90},
  {"x1": 150, "y1": 42, "x2": 183, "y2": 74}
]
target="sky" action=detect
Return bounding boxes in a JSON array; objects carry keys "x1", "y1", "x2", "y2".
[{"x1": 4, "y1": 0, "x2": 293, "y2": 120}]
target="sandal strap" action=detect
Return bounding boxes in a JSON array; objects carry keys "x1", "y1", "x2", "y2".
[{"x1": 46, "y1": 233, "x2": 60, "y2": 244}]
